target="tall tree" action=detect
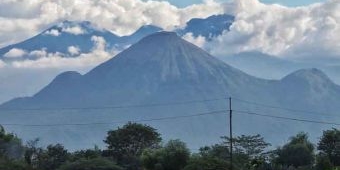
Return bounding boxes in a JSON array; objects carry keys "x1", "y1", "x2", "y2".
[
  {"x1": 104, "y1": 122, "x2": 161, "y2": 169},
  {"x1": 274, "y1": 132, "x2": 315, "y2": 168},
  {"x1": 317, "y1": 128, "x2": 340, "y2": 166},
  {"x1": 0, "y1": 125, "x2": 24, "y2": 159},
  {"x1": 222, "y1": 134, "x2": 271, "y2": 159},
  {"x1": 141, "y1": 139, "x2": 190, "y2": 170},
  {"x1": 37, "y1": 144, "x2": 69, "y2": 170}
]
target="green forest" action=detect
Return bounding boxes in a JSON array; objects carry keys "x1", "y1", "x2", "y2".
[{"x1": 1, "y1": 123, "x2": 340, "y2": 170}]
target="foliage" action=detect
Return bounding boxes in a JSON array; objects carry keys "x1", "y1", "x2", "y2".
[
  {"x1": 222, "y1": 134, "x2": 271, "y2": 159},
  {"x1": 0, "y1": 125, "x2": 24, "y2": 159},
  {"x1": 315, "y1": 154, "x2": 333, "y2": 170},
  {"x1": 182, "y1": 143, "x2": 234, "y2": 170},
  {"x1": 317, "y1": 128, "x2": 340, "y2": 166},
  {"x1": 141, "y1": 139, "x2": 190, "y2": 170},
  {"x1": 57, "y1": 157, "x2": 123, "y2": 170},
  {"x1": 70, "y1": 146, "x2": 102, "y2": 161},
  {"x1": 183, "y1": 155, "x2": 230, "y2": 170},
  {"x1": 104, "y1": 122, "x2": 162, "y2": 169},
  {"x1": 274, "y1": 132, "x2": 315, "y2": 168},
  {"x1": 0, "y1": 157, "x2": 31, "y2": 170},
  {"x1": 36, "y1": 144, "x2": 69, "y2": 170}
]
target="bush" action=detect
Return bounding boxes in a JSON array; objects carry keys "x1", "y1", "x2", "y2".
[{"x1": 58, "y1": 158, "x2": 123, "y2": 170}]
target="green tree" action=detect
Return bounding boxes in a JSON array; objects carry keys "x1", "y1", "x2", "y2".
[
  {"x1": 104, "y1": 122, "x2": 161, "y2": 169},
  {"x1": 274, "y1": 132, "x2": 315, "y2": 168},
  {"x1": 222, "y1": 134, "x2": 270, "y2": 169},
  {"x1": 223, "y1": 134, "x2": 271, "y2": 159},
  {"x1": 0, "y1": 158, "x2": 31, "y2": 170},
  {"x1": 183, "y1": 144, "x2": 232, "y2": 170},
  {"x1": 0, "y1": 125, "x2": 24, "y2": 159},
  {"x1": 37, "y1": 144, "x2": 69, "y2": 170},
  {"x1": 70, "y1": 146, "x2": 102, "y2": 161},
  {"x1": 24, "y1": 138, "x2": 41, "y2": 168},
  {"x1": 183, "y1": 156, "x2": 230, "y2": 170},
  {"x1": 57, "y1": 157, "x2": 123, "y2": 170},
  {"x1": 141, "y1": 139, "x2": 190, "y2": 170},
  {"x1": 317, "y1": 128, "x2": 340, "y2": 166},
  {"x1": 315, "y1": 153, "x2": 332, "y2": 170}
]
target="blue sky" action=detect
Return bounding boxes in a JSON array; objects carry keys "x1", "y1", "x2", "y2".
[{"x1": 161, "y1": 0, "x2": 326, "y2": 7}]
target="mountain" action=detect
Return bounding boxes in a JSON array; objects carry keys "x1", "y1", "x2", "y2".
[
  {"x1": 1, "y1": 32, "x2": 340, "y2": 150},
  {"x1": 0, "y1": 21, "x2": 162, "y2": 60},
  {"x1": 221, "y1": 51, "x2": 340, "y2": 85},
  {"x1": 177, "y1": 14, "x2": 234, "y2": 40}
]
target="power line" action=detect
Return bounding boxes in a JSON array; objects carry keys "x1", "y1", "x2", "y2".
[
  {"x1": 0, "y1": 97, "x2": 227, "y2": 114},
  {"x1": 232, "y1": 97, "x2": 340, "y2": 118},
  {"x1": 234, "y1": 110, "x2": 340, "y2": 126},
  {"x1": 0, "y1": 110, "x2": 228, "y2": 127}
]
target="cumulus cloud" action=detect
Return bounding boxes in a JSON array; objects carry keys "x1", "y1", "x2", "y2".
[
  {"x1": 209, "y1": 0, "x2": 340, "y2": 59},
  {"x1": 62, "y1": 26, "x2": 85, "y2": 35},
  {"x1": 0, "y1": 0, "x2": 223, "y2": 48},
  {"x1": 183, "y1": 33, "x2": 206, "y2": 48},
  {"x1": 44, "y1": 29, "x2": 60, "y2": 36},
  {"x1": 68, "y1": 46, "x2": 81, "y2": 55},
  {"x1": 4, "y1": 48, "x2": 27, "y2": 58}
]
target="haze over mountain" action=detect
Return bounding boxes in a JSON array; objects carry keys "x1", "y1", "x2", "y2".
[{"x1": 1, "y1": 32, "x2": 340, "y2": 150}]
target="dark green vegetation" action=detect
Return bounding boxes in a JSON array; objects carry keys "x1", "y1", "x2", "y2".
[{"x1": 1, "y1": 124, "x2": 340, "y2": 170}]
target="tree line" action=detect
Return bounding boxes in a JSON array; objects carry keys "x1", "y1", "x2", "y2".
[{"x1": 1, "y1": 123, "x2": 340, "y2": 170}]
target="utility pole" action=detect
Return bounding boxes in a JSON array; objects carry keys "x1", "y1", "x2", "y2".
[{"x1": 229, "y1": 97, "x2": 233, "y2": 170}]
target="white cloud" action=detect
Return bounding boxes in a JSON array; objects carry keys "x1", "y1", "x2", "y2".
[
  {"x1": 183, "y1": 33, "x2": 206, "y2": 48},
  {"x1": 0, "y1": 0, "x2": 223, "y2": 48},
  {"x1": 91, "y1": 36, "x2": 106, "y2": 51},
  {"x1": 62, "y1": 26, "x2": 85, "y2": 35},
  {"x1": 68, "y1": 46, "x2": 80, "y2": 55},
  {"x1": 28, "y1": 49, "x2": 48, "y2": 59},
  {"x1": 3, "y1": 48, "x2": 27, "y2": 58},
  {"x1": 209, "y1": 0, "x2": 340, "y2": 59},
  {"x1": 44, "y1": 29, "x2": 60, "y2": 36}
]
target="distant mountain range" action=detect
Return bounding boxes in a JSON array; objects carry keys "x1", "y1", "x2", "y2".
[
  {"x1": 0, "y1": 14, "x2": 234, "y2": 61},
  {"x1": 0, "y1": 21, "x2": 162, "y2": 60},
  {"x1": 1, "y1": 32, "x2": 340, "y2": 150},
  {"x1": 221, "y1": 52, "x2": 340, "y2": 85}
]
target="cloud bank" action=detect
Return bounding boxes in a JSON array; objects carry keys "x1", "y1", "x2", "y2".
[{"x1": 209, "y1": 0, "x2": 340, "y2": 60}]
